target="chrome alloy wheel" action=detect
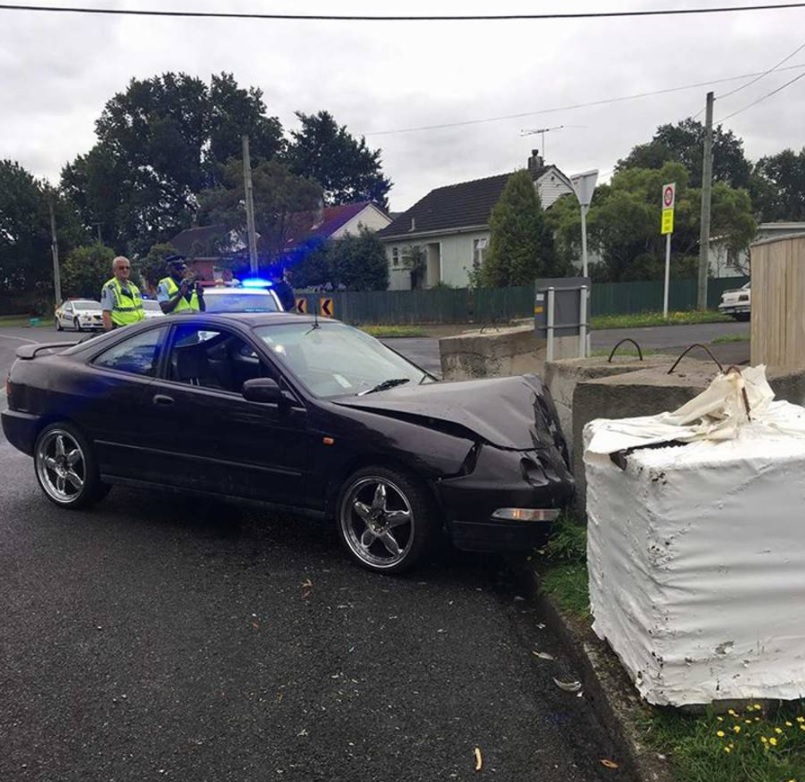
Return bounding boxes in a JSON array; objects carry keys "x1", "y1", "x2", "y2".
[
  {"x1": 339, "y1": 476, "x2": 415, "y2": 570},
  {"x1": 35, "y1": 428, "x2": 87, "y2": 505}
]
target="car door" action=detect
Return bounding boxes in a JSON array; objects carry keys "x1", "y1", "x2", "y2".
[
  {"x1": 61, "y1": 301, "x2": 72, "y2": 329},
  {"x1": 147, "y1": 320, "x2": 313, "y2": 508},
  {"x1": 77, "y1": 323, "x2": 172, "y2": 483}
]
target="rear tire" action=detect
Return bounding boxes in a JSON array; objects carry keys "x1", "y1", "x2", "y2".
[
  {"x1": 34, "y1": 423, "x2": 108, "y2": 509},
  {"x1": 336, "y1": 466, "x2": 437, "y2": 574}
]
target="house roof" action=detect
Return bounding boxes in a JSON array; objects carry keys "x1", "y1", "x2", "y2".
[
  {"x1": 169, "y1": 224, "x2": 229, "y2": 258},
  {"x1": 377, "y1": 160, "x2": 573, "y2": 241},
  {"x1": 378, "y1": 173, "x2": 511, "y2": 239},
  {"x1": 280, "y1": 201, "x2": 385, "y2": 251},
  {"x1": 169, "y1": 202, "x2": 387, "y2": 260}
]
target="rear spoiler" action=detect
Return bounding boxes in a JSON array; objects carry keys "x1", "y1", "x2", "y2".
[{"x1": 15, "y1": 341, "x2": 79, "y2": 360}]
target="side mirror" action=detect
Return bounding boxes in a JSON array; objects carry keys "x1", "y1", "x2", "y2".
[{"x1": 242, "y1": 377, "x2": 282, "y2": 404}]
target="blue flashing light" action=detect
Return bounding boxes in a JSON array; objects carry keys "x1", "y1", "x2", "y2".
[{"x1": 241, "y1": 278, "x2": 274, "y2": 288}]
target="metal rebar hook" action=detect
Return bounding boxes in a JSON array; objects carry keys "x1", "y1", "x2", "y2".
[
  {"x1": 607, "y1": 338, "x2": 644, "y2": 363},
  {"x1": 667, "y1": 343, "x2": 724, "y2": 375}
]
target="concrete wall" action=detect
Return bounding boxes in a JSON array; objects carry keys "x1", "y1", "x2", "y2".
[
  {"x1": 544, "y1": 354, "x2": 676, "y2": 462},
  {"x1": 439, "y1": 325, "x2": 583, "y2": 382}
]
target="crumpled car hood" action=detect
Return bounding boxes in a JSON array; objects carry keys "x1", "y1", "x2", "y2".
[{"x1": 333, "y1": 374, "x2": 564, "y2": 451}]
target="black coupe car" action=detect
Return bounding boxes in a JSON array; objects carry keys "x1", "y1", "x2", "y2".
[{"x1": 2, "y1": 313, "x2": 574, "y2": 573}]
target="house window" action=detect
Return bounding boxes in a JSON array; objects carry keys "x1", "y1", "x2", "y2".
[
  {"x1": 473, "y1": 237, "x2": 488, "y2": 267},
  {"x1": 391, "y1": 247, "x2": 400, "y2": 267}
]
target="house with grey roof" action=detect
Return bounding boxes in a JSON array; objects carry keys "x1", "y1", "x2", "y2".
[{"x1": 377, "y1": 152, "x2": 576, "y2": 290}]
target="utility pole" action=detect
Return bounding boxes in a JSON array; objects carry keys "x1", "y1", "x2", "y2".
[
  {"x1": 48, "y1": 193, "x2": 62, "y2": 306},
  {"x1": 697, "y1": 91, "x2": 714, "y2": 310},
  {"x1": 242, "y1": 134, "x2": 259, "y2": 275}
]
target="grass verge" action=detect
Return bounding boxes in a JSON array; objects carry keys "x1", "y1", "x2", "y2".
[
  {"x1": 359, "y1": 325, "x2": 429, "y2": 338},
  {"x1": 590, "y1": 310, "x2": 732, "y2": 330},
  {"x1": 0, "y1": 315, "x2": 51, "y2": 328},
  {"x1": 538, "y1": 516, "x2": 805, "y2": 782},
  {"x1": 711, "y1": 333, "x2": 751, "y2": 344}
]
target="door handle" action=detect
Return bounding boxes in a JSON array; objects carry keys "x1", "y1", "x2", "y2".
[{"x1": 152, "y1": 394, "x2": 175, "y2": 406}]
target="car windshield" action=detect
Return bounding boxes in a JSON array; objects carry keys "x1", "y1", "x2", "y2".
[
  {"x1": 142, "y1": 300, "x2": 160, "y2": 310},
  {"x1": 254, "y1": 321, "x2": 432, "y2": 398},
  {"x1": 71, "y1": 300, "x2": 101, "y2": 310},
  {"x1": 205, "y1": 291, "x2": 280, "y2": 313}
]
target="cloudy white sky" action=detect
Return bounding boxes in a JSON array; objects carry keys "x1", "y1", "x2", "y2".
[{"x1": 2, "y1": 0, "x2": 805, "y2": 212}]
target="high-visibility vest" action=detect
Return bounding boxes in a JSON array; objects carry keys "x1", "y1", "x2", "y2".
[
  {"x1": 103, "y1": 278, "x2": 145, "y2": 327},
  {"x1": 160, "y1": 276, "x2": 200, "y2": 313}
]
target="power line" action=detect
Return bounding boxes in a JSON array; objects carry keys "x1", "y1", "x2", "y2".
[
  {"x1": 2, "y1": 2, "x2": 805, "y2": 21},
  {"x1": 364, "y1": 63, "x2": 805, "y2": 136},
  {"x1": 691, "y1": 42, "x2": 805, "y2": 118},
  {"x1": 718, "y1": 39, "x2": 805, "y2": 99},
  {"x1": 718, "y1": 69, "x2": 805, "y2": 120}
]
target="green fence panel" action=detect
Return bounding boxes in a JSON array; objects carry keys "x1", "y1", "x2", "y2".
[{"x1": 291, "y1": 276, "x2": 750, "y2": 325}]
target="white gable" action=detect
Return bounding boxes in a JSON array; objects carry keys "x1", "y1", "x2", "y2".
[
  {"x1": 536, "y1": 167, "x2": 575, "y2": 210},
  {"x1": 330, "y1": 204, "x2": 392, "y2": 240}
]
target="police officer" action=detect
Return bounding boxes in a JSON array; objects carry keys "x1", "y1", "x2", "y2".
[
  {"x1": 269, "y1": 266, "x2": 295, "y2": 312},
  {"x1": 101, "y1": 256, "x2": 145, "y2": 331},
  {"x1": 157, "y1": 255, "x2": 206, "y2": 314}
]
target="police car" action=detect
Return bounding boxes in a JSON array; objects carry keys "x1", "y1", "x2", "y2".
[
  {"x1": 201, "y1": 279, "x2": 284, "y2": 313},
  {"x1": 54, "y1": 299, "x2": 104, "y2": 332}
]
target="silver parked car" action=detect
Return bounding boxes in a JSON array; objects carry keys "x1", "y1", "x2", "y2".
[{"x1": 718, "y1": 281, "x2": 751, "y2": 321}]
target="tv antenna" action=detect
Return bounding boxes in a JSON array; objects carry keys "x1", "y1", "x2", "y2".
[{"x1": 520, "y1": 125, "x2": 586, "y2": 159}]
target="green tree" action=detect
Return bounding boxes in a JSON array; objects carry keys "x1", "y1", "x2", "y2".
[
  {"x1": 61, "y1": 244, "x2": 116, "y2": 299},
  {"x1": 552, "y1": 162, "x2": 755, "y2": 282},
  {"x1": 286, "y1": 111, "x2": 392, "y2": 208},
  {"x1": 199, "y1": 159, "x2": 321, "y2": 265},
  {"x1": 287, "y1": 239, "x2": 331, "y2": 289},
  {"x1": 0, "y1": 162, "x2": 85, "y2": 297},
  {"x1": 135, "y1": 242, "x2": 180, "y2": 291},
  {"x1": 0, "y1": 160, "x2": 50, "y2": 294},
  {"x1": 481, "y1": 170, "x2": 558, "y2": 287},
  {"x1": 328, "y1": 228, "x2": 389, "y2": 291},
  {"x1": 751, "y1": 148, "x2": 805, "y2": 221},
  {"x1": 617, "y1": 118, "x2": 752, "y2": 189},
  {"x1": 61, "y1": 72, "x2": 284, "y2": 256}
]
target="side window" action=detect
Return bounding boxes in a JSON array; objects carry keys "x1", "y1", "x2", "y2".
[
  {"x1": 167, "y1": 324, "x2": 274, "y2": 393},
  {"x1": 64, "y1": 302, "x2": 73, "y2": 313},
  {"x1": 93, "y1": 326, "x2": 168, "y2": 377}
]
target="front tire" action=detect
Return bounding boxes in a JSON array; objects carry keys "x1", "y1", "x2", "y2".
[
  {"x1": 34, "y1": 423, "x2": 108, "y2": 509},
  {"x1": 336, "y1": 466, "x2": 436, "y2": 574}
]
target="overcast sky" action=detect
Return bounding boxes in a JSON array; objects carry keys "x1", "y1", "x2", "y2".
[{"x1": 2, "y1": 0, "x2": 805, "y2": 213}]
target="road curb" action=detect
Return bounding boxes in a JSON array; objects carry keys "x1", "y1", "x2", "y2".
[{"x1": 520, "y1": 566, "x2": 676, "y2": 782}]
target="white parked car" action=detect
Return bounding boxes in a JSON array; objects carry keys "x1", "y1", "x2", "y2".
[
  {"x1": 54, "y1": 299, "x2": 104, "y2": 332},
  {"x1": 718, "y1": 281, "x2": 751, "y2": 321},
  {"x1": 141, "y1": 299, "x2": 165, "y2": 319}
]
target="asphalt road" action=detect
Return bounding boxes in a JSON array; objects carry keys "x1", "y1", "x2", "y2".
[{"x1": 0, "y1": 327, "x2": 625, "y2": 782}]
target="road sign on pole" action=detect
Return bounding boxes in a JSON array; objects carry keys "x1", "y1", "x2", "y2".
[
  {"x1": 571, "y1": 169, "x2": 598, "y2": 282},
  {"x1": 319, "y1": 297, "x2": 334, "y2": 317},
  {"x1": 661, "y1": 182, "x2": 676, "y2": 318}
]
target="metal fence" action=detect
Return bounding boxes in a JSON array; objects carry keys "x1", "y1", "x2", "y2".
[{"x1": 295, "y1": 277, "x2": 750, "y2": 325}]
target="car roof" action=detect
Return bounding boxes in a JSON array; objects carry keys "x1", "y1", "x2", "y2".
[
  {"x1": 147, "y1": 312, "x2": 329, "y2": 328},
  {"x1": 203, "y1": 286, "x2": 274, "y2": 295}
]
